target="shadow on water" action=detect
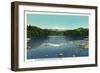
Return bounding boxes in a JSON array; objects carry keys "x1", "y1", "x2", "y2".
[{"x1": 27, "y1": 37, "x2": 49, "y2": 49}]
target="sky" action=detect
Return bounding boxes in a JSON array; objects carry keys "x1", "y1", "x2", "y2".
[{"x1": 27, "y1": 13, "x2": 89, "y2": 30}]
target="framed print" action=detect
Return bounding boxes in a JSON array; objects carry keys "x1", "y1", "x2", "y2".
[{"x1": 11, "y1": 1, "x2": 97, "y2": 71}]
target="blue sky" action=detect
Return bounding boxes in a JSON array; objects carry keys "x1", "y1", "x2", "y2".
[{"x1": 27, "y1": 13, "x2": 89, "y2": 30}]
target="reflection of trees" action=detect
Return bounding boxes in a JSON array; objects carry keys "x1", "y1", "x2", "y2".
[
  {"x1": 63, "y1": 28, "x2": 88, "y2": 43},
  {"x1": 27, "y1": 25, "x2": 88, "y2": 49},
  {"x1": 27, "y1": 37, "x2": 49, "y2": 49}
]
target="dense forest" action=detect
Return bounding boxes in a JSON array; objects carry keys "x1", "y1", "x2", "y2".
[{"x1": 27, "y1": 25, "x2": 88, "y2": 38}]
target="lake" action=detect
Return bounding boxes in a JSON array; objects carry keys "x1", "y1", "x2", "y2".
[{"x1": 27, "y1": 36, "x2": 88, "y2": 59}]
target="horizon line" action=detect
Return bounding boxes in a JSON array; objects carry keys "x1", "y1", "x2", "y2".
[{"x1": 27, "y1": 25, "x2": 88, "y2": 30}]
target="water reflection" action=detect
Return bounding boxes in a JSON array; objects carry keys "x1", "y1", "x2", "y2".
[
  {"x1": 27, "y1": 37, "x2": 49, "y2": 49},
  {"x1": 27, "y1": 36, "x2": 89, "y2": 59}
]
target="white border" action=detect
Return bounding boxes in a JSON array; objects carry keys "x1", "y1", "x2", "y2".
[
  {"x1": 24, "y1": 11, "x2": 90, "y2": 62},
  {"x1": 18, "y1": 5, "x2": 96, "y2": 68}
]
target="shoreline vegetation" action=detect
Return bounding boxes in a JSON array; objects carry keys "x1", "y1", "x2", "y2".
[
  {"x1": 27, "y1": 25, "x2": 88, "y2": 38},
  {"x1": 27, "y1": 25, "x2": 89, "y2": 49}
]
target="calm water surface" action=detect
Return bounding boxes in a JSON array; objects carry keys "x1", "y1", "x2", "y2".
[{"x1": 27, "y1": 36, "x2": 88, "y2": 59}]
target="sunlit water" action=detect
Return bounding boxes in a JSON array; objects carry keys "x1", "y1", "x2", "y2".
[{"x1": 27, "y1": 36, "x2": 88, "y2": 59}]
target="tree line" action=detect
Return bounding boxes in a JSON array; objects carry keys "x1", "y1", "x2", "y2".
[{"x1": 27, "y1": 25, "x2": 88, "y2": 38}]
